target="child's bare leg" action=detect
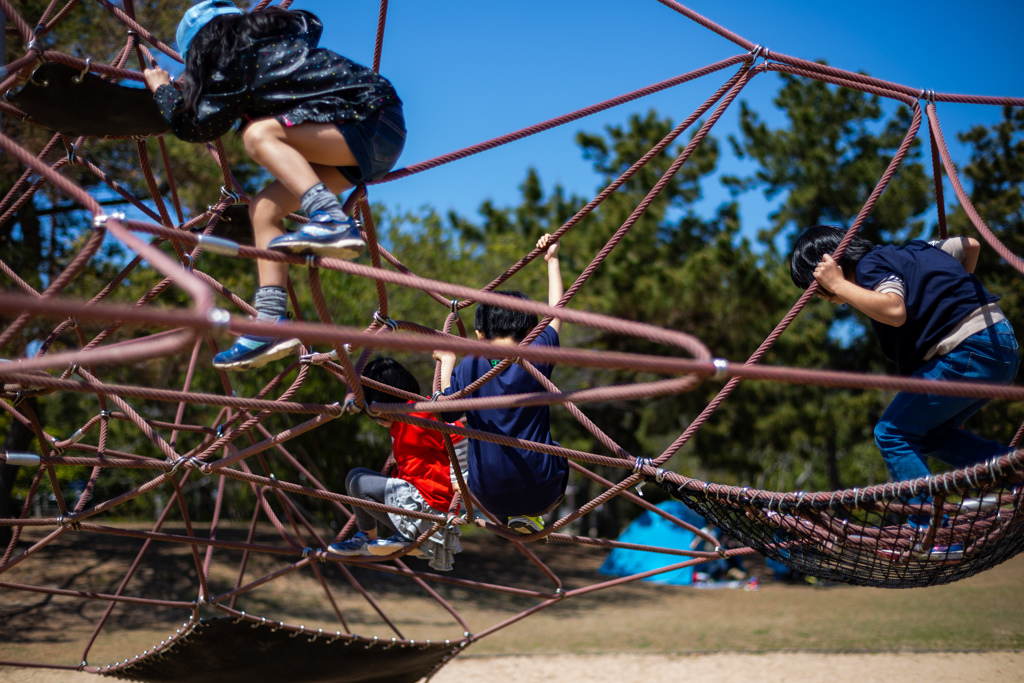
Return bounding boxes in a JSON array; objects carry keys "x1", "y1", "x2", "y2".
[
  {"x1": 243, "y1": 119, "x2": 366, "y2": 259},
  {"x1": 249, "y1": 166, "x2": 352, "y2": 288},
  {"x1": 242, "y1": 119, "x2": 358, "y2": 194},
  {"x1": 211, "y1": 164, "x2": 351, "y2": 371}
]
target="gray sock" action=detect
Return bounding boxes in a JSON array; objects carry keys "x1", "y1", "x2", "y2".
[
  {"x1": 253, "y1": 286, "x2": 288, "y2": 323},
  {"x1": 300, "y1": 183, "x2": 347, "y2": 223}
]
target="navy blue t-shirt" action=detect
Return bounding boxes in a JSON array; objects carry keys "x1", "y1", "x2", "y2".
[
  {"x1": 444, "y1": 326, "x2": 568, "y2": 518},
  {"x1": 855, "y1": 241, "x2": 999, "y2": 375}
]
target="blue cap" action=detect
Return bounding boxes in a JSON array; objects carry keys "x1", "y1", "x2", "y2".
[{"x1": 176, "y1": 0, "x2": 243, "y2": 60}]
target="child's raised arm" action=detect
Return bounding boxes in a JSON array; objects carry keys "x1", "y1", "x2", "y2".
[
  {"x1": 433, "y1": 349, "x2": 456, "y2": 391},
  {"x1": 538, "y1": 234, "x2": 564, "y2": 335}
]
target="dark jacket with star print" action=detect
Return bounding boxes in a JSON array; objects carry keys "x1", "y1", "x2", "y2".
[{"x1": 153, "y1": 10, "x2": 399, "y2": 143}]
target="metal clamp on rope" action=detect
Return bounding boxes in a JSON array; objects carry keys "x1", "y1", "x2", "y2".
[
  {"x1": 207, "y1": 308, "x2": 231, "y2": 330},
  {"x1": 196, "y1": 234, "x2": 240, "y2": 257},
  {"x1": 92, "y1": 212, "x2": 126, "y2": 229},
  {"x1": 49, "y1": 435, "x2": 64, "y2": 456},
  {"x1": 301, "y1": 345, "x2": 346, "y2": 365},
  {"x1": 632, "y1": 457, "x2": 653, "y2": 497},
  {"x1": 746, "y1": 44, "x2": 764, "y2": 65},
  {"x1": 449, "y1": 299, "x2": 460, "y2": 314},
  {"x1": 430, "y1": 391, "x2": 443, "y2": 401},
  {"x1": 65, "y1": 142, "x2": 77, "y2": 165},
  {"x1": 3, "y1": 452, "x2": 41, "y2": 467},
  {"x1": 72, "y1": 58, "x2": 91, "y2": 84},
  {"x1": 57, "y1": 514, "x2": 82, "y2": 531},
  {"x1": 219, "y1": 185, "x2": 240, "y2": 203},
  {"x1": 655, "y1": 468, "x2": 668, "y2": 484},
  {"x1": 340, "y1": 398, "x2": 357, "y2": 415},
  {"x1": 373, "y1": 310, "x2": 398, "y2": 331},
  {"x1": 712, "y1": 358, "x2": 729, "y2": 380},
  {"x1": 168, "y1": 455, "x2": 193, "y2": 475},
  {"x1": 181, "y1": 254, "x2": 193, "y2": 272}
]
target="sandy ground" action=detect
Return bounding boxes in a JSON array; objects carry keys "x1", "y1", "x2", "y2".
[
  {"x1": 2, "y1": 652, "x2": 1023, "y2": 682},
  {"x1": 434, "y1": 653, "x2": 1024, "y2": 682},
  {"x1": 3, "y1": 529, "x2": 1023, "y2": 682}
]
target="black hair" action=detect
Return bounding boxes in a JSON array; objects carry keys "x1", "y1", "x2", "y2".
[
  {"x1": 474, "y1": 291, "x2": 538, "y2": 342},
  {"x1": 362, "y1": 357, "x2": 421, "y2": 406},
  {"x1": 789, "y1": 225, "x2": 875, "y2": 290},
  {"x1": 179, "y1": 7, "x2": 304, "y2": 119}
]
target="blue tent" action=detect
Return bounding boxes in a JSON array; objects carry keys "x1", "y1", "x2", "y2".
[{"x1": 598, "y1": 500, "x2": 707, "y2": 586}]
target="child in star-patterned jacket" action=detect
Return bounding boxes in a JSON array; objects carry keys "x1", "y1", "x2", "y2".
[{"x1": 144, "y1": 1, "x2": 405, "y2": 372}]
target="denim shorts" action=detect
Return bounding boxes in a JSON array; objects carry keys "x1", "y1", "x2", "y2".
[{"x1": 336, "y1": 103, "x2": 406, "y2": 185}]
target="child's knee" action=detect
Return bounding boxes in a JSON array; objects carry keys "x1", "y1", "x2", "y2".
[
  {"x1": 241, "y1": 118, "x2": 281, "y2": 158},
  {"x1": 873, "y1": 420, "x2": 895, "y2": 450}
]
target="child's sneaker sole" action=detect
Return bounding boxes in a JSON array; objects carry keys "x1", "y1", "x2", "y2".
[
  {"x1": 508, "y1": 516, "x2": 549, "y2": 543},
  {"x1": 271, "y1": 236, "x2": 366, "y2": 260},
  {"x1": 367, "y1": 542, "x2": 412, "y2": 556}
]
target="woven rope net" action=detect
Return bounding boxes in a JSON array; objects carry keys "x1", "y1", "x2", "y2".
[{"x1": 1, "y1": 0, "x2": 1024, "y2": 679}]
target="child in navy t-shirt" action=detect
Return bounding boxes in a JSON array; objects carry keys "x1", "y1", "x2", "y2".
[
  {"x1": 434, "y1": 234, "x2": 568, "y2": 539},
  {"x1": 789, "y1": 226, "x2": 1019, "y2": 538}
]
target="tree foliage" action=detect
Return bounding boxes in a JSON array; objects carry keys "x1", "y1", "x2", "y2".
[{"x1": 4, "y1": 30, "x2": 1020, "y2": 538}]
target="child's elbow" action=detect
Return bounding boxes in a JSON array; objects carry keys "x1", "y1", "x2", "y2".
[
  {"x1": 885, "y1": 302, "x2": 907, "y2": 327},
  {"x1": 880, "y1": 295, "x2": 907, "y2": 327}
]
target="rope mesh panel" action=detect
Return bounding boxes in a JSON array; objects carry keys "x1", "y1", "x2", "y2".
[{"x1": 0, "y1": 0, "x2": 1023, "y2": 677}]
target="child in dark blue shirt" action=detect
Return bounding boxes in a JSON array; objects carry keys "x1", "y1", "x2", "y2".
[
  {"x1": 790, "y1": 226, "x2": 1019, "y2": 555},
  {"x1": 434, "y1": 235, "x2": 568, "y2": 539}
]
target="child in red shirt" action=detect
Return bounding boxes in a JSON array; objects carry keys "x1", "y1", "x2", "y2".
[{"x1": 329, "y1": 358, "x2": 466, "y2": 570}]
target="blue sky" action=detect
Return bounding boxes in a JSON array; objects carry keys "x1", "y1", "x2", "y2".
[
  {"x1": 296, "y1": 1, "x2": 1022, "y2": 236},
  {"x1": 299, "y1": 0, "x2": 1024, "y2": 234}
]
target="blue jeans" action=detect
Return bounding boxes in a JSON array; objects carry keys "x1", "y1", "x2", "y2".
[{"x1": 874, "y1": 319, "x2": 1019, "y2": 486}]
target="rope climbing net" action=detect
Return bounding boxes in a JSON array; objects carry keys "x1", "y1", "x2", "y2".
[{"x1": 1, "y1": 0, "x2": 1024, "y2": 679}]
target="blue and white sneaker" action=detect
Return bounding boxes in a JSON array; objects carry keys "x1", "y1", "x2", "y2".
[
  {"x1": 328, "y1": 531, "x2": 373, "y2": 556},
  {"x1": 911, "y1": 542, "x2": 964, "y2": 562},
  {"x1": 212, "y1": 316, "x2": 301, "y2": 371},
  {"x1": 368, "y1": 533, "x2": 427, "y2": 557},
  {"x1": 267, "y1": 213, "x2": 365, "y2": 260}
]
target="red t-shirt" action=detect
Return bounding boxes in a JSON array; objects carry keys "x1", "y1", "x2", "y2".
[{"x1": 389, "y1": 410, "x2": 465, "y2": 512}]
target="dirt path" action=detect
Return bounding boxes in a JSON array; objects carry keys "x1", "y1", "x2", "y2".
[
  {"x1": 3, "y1": 652, "x2": 1023, "y2": 682},
  {"x1": 3, "y1": 528, "x2": 1023, "y2": 681}
]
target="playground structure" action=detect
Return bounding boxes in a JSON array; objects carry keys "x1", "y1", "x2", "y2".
[{"x1": 1, "y1": 1, "x2": 1023, "y2": 681}]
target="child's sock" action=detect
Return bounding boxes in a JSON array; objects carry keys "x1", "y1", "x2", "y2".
[
  {"x1": 253, "y1": 286, "x2": 288, "y2": 323},
  {"x1": 300, "y1": 183, "x2": 348, "y2": 223}
]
